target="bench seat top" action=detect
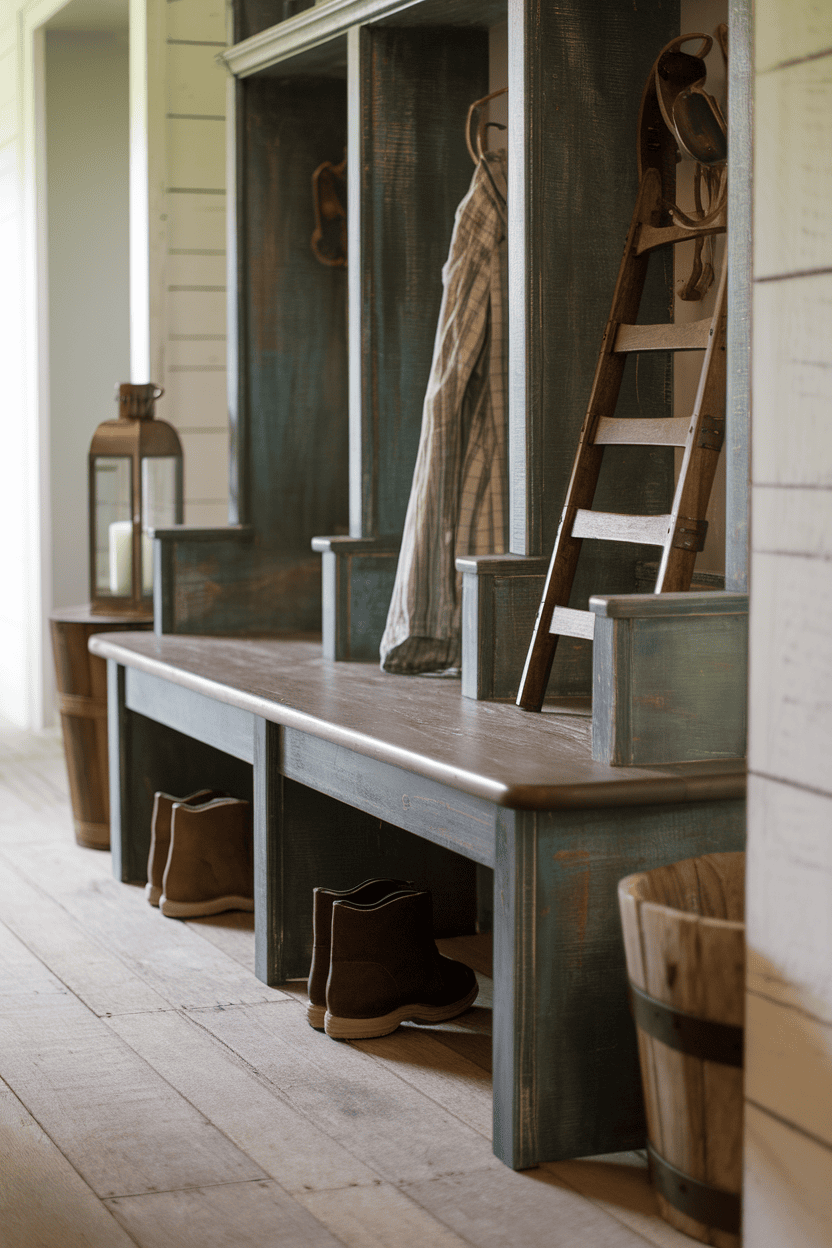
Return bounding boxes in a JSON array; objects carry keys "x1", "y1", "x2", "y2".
[{"x1": 90, "y1": 632, "x2": 746, "y2": 812}]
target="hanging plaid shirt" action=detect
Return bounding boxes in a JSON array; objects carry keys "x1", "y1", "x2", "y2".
[{"x1": 380, "y1": 150, "x2": 508, "y2": 674}]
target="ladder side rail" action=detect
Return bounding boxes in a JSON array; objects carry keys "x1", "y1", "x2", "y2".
[
  {"x1": 655, "y1": 258, "x2": 728, "y2": 592},
  {"x1": 516, "y1": 170, "x2": 663, "y2": 711}
]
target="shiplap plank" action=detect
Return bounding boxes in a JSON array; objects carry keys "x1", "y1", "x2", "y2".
[
  {"x1": 752, "y1": 483, "x2": 832, "y2": 558},
  {"x1": 744, "y1": 1102, "x2": 832, "y2": 1248},
  {"x1": 190, "y1": 1001, "x2": 499, "y2": 1184},
  {"x1": 748, "y1": 552, "x2": 832, "y2": 795},
  {"x1": 167, "y1": 251, "x2": 227, "y2": 287},
  {"x1": 166, "y1": 0, "x2": 226, "y2": 43},
  {"x1": 0, "y1": 1088, "x2": 136, "y2": 1248},
  {"x1": 0, "y1": 839, "x2": 289, "y2": 1009},
  {"x1": 167, "y1": 43, "x2": 227, "y2": 115},
  {"x1": 745, "y1": 992, "x2": 832, "y2": 1149},
  {"x1": 179, "y1": 430, "x2": 232, "y2": 499},
  {"x1": 756, "y1": 2, "x2": 832, "y2": 75},
  {"x1": 166, "y1": 192, "x2": 226, "y2": 251},
  {"x1": 166, "y1": 339, "x2": 227, "y2": 371},
  {"x1": 754, "y1": 57, "x2": 832, "y2": 278},
  {"x1": 402, "y1": 1165, "x2": 655, "y2": 1248},
  {"x1": 186, "y1": 500, "x2": 230, "y2": 526},
  {"x1": 107, "y1": 1007, "x2": 381, "y2": 1193},
  {"x1": 164, "y1": 368, "x2": 228, "y2": 426},
  {"x1": 752, "y1": 276, "x2": 832, "y2": 486},
  {"x1": 746, "y1": 776, "x2": 832, "y2": 1023},
  {"x1": 0, "y1": 856, "x2": 169, "y2": 1016},
  {"x1": 545, "y1": 1153, "x2": 690, "y2": 1248},
  {"x1": 167, "y1": 117, "x2": 226, "y2": 190},
  {"x1": 0, "y1": 922, "x2": 267, "y2": 1199},
  {"x1": 166, "y1": 287, "x2": 226, "y2": 336},
  {"x1": 105, "y1": 1180, "x2": 341, "y2": 1248},
  {"x1": 297, "y1": 1183, "x2": 471, "y2": 1248}
]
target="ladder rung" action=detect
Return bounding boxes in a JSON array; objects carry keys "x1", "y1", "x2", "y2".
[
  {"x1": 636, "y1": 217, "x2": 726, "y2": 255},
  {"x1": 594, "y1": 416, "x2": 691, "y2": 447},
  {"x1": 572, "y1": 510, "x2": 670, "y2": 546},
  {"x1": 549, "y1": 607, "x2": 595, "y2": 640},
  {"x1": 613, "y1": 319, "x2": 712, "y2": 353}
]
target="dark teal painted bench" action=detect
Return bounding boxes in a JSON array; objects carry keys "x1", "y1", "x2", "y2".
[{"x1": 90, "y1": 632, "x2": 745, "y2": 1171}]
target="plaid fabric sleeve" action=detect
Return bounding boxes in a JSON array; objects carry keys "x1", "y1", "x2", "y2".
[{"x1": 380, "y1": 151, "x2": 508, "y2": 675}]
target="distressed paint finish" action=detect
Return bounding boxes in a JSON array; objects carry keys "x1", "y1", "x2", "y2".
[
  {"x1": 448, "y1": 0, "x2": 679, "y2": 702},
  {"x1": 508, "y1": 0, "x2": 677, "y2": 560},
  {"x1": 100, "y1": 633, "x2": 747, "y2": 1167},
  {"x1": 106, "y1": 660, "x2": 254, "y2": 885},
  {"x1": 156, "y1": 528, "x2": 325, "y2": 635},
  {"x1": 350, "y1": 25, "x2": 488, "y2": 540},
  {"x1": 158, "y1": 73, "x2": 349, "y2": 636},
  {"x1": 313, "y1": 536, "x2": 400, "y2": 660},
  {"x1": 312, "y1": 26, "x2": 488, "y2": 656},
  {"x1": 591, "y1": 592, "x2": 749, "y2": 766},
  {"x1": 726, "y1": 0, "x2": 752, "y2": 594},
  {"x1": 459, "y1": 555, "x2": 549, "y2": 700},
  {"x1": 492, "y1": 799, "x2": 746, "y2": 1168}
]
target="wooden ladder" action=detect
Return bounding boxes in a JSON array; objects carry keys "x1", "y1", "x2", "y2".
[{"x1": 516, "y1": 165, "x2": 727, "y2": 712}]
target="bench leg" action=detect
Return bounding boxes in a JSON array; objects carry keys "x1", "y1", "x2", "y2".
[
  {"x1": 252, "y1": 719, "x2": 479, "y2": 985},
  {"x1": 492, "y1": 799, "x2": 745, "y2": 1169}
]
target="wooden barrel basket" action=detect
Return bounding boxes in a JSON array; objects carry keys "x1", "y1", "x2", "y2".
[
  {"x1": 50, "y1": 607, "x2": 152, "y2": 849},
  {"x1": 618, "y1": 852, "x2": 745, "y2": 1246}
]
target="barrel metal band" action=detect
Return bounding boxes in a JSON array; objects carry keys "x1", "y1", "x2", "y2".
[
  {"x1": 630, "y1": 982, "x2": 743, "y2": 1066},
  {"x1": 648, "y1": 1143, "x2": 741, "y2": 1234},
  {"x1": 59, "y1": 693, "x2": 108, "y2": 718}
]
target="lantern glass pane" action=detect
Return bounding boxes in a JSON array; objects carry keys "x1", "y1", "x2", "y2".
[
  {"x1": 141, "y1": 457, "x2": 180, "y2": 597},
  {"x1": 93, "y1": 456, "x2": 132, "y2": 596}
]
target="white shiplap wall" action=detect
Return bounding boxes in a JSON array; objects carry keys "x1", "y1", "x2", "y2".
[
  {"x1": 744, "y1": 2, "x2": 832, "y2": 1243},
  {"x1": 161, "y1": 0, "x2": 229, "y2": 527}
]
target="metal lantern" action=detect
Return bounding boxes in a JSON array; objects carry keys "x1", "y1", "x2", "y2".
[{"x1": 89, "y1": 383, "x2": 183, "y2": 616}]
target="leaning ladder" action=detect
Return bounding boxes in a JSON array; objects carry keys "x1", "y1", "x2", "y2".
[{"x1": 516, "y1": 165, "x2": 727, "y2": 712}]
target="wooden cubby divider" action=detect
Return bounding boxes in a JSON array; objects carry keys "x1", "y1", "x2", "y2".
[{"x1": 156, "y1": 0, "x2": 685, "y2": 696}]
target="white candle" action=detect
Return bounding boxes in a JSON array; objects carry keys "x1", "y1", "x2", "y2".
[{"x1": 109, "y1": 521, "x2": 154, "y2": 596}]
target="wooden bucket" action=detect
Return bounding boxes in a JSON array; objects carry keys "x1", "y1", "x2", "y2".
[
  {"x1": 618, "y1": 852, "x2": 745, "y2": 1246},
  {"x1": 50, "y1": 608, "x2": 151, "y2": 849}
]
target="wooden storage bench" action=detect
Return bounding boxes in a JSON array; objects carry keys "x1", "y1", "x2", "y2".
[{"x1": 91, "y1": 631, "x2": 745, "y2": 1171}]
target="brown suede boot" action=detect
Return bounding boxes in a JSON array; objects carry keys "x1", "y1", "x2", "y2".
[
  {"x1": 306, "y1": 879, "x2": 414, "y2": 1029},
  {"x1": 159, "y1": 797, "x2": 253, "y2": 918},
  {"x1": 145, "y1": 789, "x2": 227, "y2": 906},
  {"x1": 324, "y1": 889, "x2": 478, "y2": 1039}
]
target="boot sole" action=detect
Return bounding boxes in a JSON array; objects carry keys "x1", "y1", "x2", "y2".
[
  {"x1": 145, "y1": 883, "x2": 162, "y2": 906},
  {"x1": 159, "y1": 895, "x2": 255, "y2": 918},
  {"x1": 324, "y1": 982, "x2": 479, "y2": 1039},
  {"x1": 306, "y1": 1003, "x2": 327, "y2": 1030}
]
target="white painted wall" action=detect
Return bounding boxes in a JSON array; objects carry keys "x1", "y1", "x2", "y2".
[
  {"x1": 0, "y1": 0, "x2": 229, "y2": 727},
  {"x1": 152, "y1": 0, "x2": 230, "y2": 529},
  {"x1": 45, "y1": 29, "x2": 130, "y2": 612},
  {"x1": 744, "y1": 4, "x2": 832, "y2": 1241}
]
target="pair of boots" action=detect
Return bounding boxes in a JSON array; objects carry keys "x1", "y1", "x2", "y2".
[
  {"x1": 307, "y1": 879, "x2": 478, "y2": 1039},
  {"x1": 146, "y1": 789, "x2": 254, "y2": 918}
]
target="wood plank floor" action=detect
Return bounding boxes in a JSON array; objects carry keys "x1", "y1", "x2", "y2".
[{"x1": 0, "y1": 721, "x2": 696, "y2": 1247}]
